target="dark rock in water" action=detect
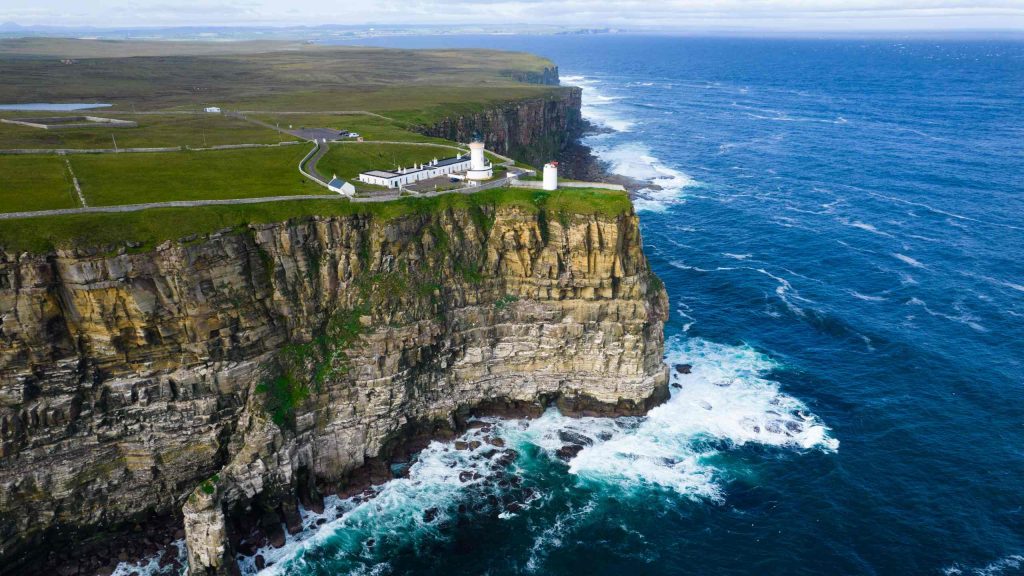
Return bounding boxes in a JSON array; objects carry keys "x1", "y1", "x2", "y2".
[
  {"x1": 675, "y1": 363, "x2": 693, "y2": 374},
  {"x1": 459, "y1": 470, "x2": 474, "y2": 483},
  {"x1": 487, "y1": 437, "x2": 506, "y2": 448},
  {"x1": 454, "y1": 441, "x2": 469, "y2": 451},
  {"x1": 597, "y1": 431, "x2": 613, "y2": 441},
  {"x1": 766, "y1": 420, "x2": 783, "y2": 434},
  {"x1": 505, "y1": 502, "x2": 524, "y2": 514},
  {"x1": 558, "y1": 430, "x2": 593, "y2": 446},
  {"x1": 498, "y1": 479, "x2": 511, "y2": 488},
  {"x1": 556, "y1": 444, "x2": 584, "y2": 461},
  {"x1": 468, "y1": 440, "x2": 482, "y2": 450},
  {"x1": 487, "y1": 494, "x2": 500, "y2": 506},
  {"x1": 315, "y1": 517, "x2": 327, "y2": 526},
  {"x1": 496, "y1": 449, "x2": 519, "y2": 467},
  {"x1": 255, "y1": 555, "x2": 266, "y2": 571},
  {"x1": 523, "y1": 487, "x2": 537, "y2": 500},
  {"x1": 714, "y1": 379, "x2": 732, "y2": 387},
  {"x1": 281, "y1": 500, "x2": 303, "y2": 535},
  {"x1": 268, "y1": 526, "x2": 286, "y2": 549},
  {"x1": 510, "y1": 475, "x2": 522, "y2": 487},
  {"x1": 467, "y1": 421, "x2": 489, "y2": 430},
  {"x1": 785, "y1": 421, "x2": 803, "y2": 433},
  {"x1": 671, "y1": 382, "x2": 682, "y2": 389},
  {"x1": 423, "y1": 507, "x2": 440, "y2": 523},
  {"x1": 366, "y1": 538, "x2": 375, "y2": 548},
  {"x1": 753, "y1": 426, "x2": 761, "y2": 434},
  {"x1": 236, "y1": 535, "x2": 262, "y2": 556},
  {"x1": 458, "y1": 504, "x2": 467, "y2": 514}
]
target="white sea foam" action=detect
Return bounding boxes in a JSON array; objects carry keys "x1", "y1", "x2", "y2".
[
  {"x1": 723, "y1": 253, "x2": 753, "y2": 260},
  {"x1": 943, "y1": 554, "x2": 1024, "y2": 576},
  {"x1": 110, "y1": 540, "x2": 186, "y2": 576},
  {"x1": 840, "y1": 218, "x2": 895, "y2": 238},
  {"x1": 253, "y1": 336, "x2": 837, "y2": 574},
  {"x1": 850, "y1": 291, "x2": 888, "y2": 302},
  {"x1": 249, "y1": 429, "x2": 515, "y2": 575},
  {"x1": 498, "y1": 337, "x2": 837, "y2": 501},
  {"x1": 561, "y1": 75, "x2": 634, "y2": 132},
  {"x1": 893, "y1": 253, "x2": 927, "y2": 269},
  {"x1": 905, "y1": 297, "x2": 987, "y2": 332},
  {"x1": 590, "y1": 141, "x2": 698, "y2": 212},
  {"x1": 565, "y1": 74, "x2": 698, "y2": 212}
]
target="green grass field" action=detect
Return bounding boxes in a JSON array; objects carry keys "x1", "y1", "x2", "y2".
[
  {"x1": 69, "y1": 146, "x2": 325, "y2": 206},
  {"x1": 316, "y1": 143, "x2": 467, "y2": 182},
  {"x1": 0, "y1": 155, "x2": 79, "y2": 212},
  {"x1": 0, "y1": 187, "x2": 631, "y2": 252},
  {"x1": 0, "y1": 41, "x2": 562, "y2": 116},
  {"x1": 250, "y1": 113, "x2": 445, "y2": 144},
  {"x1": 0, "y1": 113, "x2": 295, "y2": 150}
]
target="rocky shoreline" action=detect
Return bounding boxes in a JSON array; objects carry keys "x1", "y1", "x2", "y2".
[{"x1": 556, "y1": 119, "x2": 654, "y2": 195}]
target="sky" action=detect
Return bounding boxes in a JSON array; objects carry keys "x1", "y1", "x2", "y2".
[{"x1": 2, "y1": 0, "x2": 1023, "y2": 32}]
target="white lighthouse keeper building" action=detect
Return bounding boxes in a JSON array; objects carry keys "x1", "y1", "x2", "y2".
[{"x1": 465, "y1": 134, "x2": 493, "y2": 181}]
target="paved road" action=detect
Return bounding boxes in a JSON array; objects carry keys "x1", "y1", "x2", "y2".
[
  {"x1": 303, "y1": 143, "x2": 332, "y2": 183},
  {"x1": 0, "y1": 194, "x2": 342, "y2": 220}
]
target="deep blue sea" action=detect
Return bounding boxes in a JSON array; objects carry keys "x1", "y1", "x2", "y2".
[{"x1": 215, "y1": 36, "x2": 1024, "y2": 576}]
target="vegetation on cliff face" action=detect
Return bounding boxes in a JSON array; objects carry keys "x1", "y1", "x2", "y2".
[
  {"x1": 0, "y1": 185, "x2": 668, "y2": 575},
  {"x1": 256, "y1": 308, "x2": 365, "y2": 428}
]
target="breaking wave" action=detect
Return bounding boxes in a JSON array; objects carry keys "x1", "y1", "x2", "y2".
[
  {"x1": 502, "y1": 337, "x2": 837, "y2": 502},
  {"x1": 244, "y1": 336, "x2": 835, "y2": 574},
  {"x1": 565, "y1": 74, "x2": 698, "y2": 212},
  {"x1": 561, "y1": 75, "x2": 634, "y2": 132}
]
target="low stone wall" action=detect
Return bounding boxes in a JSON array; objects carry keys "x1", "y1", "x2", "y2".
[
  {"x1": 508, "y1": 179, "x2": 627, "y2": 191},
  {"x1": 0, "y1": 141, "x2": 301, "y2": 155},
  {"x1": 1, "y1": 116, "x2": 137, "y2": 130}
]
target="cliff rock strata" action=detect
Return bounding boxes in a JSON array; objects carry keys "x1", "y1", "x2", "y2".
[
  {"x1": 420, "y1": 87, "x2": 584, "y2": 171},
  {"x1": 0, "y1": 202, "x2": 668, "y2": 574}
]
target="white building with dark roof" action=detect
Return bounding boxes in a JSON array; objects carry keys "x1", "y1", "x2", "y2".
[
  {"x1": 327, "y1": 175, "x2": 355, "y2": 196},
  {"x1": 358, "y1": 155, "x2": 472, "y2": 189}
]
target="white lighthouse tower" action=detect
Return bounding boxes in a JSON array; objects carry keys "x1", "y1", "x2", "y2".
[
  {"x1": 465, "y1": 133, "x2": 493, "y2": 181},
  {"x1": 543, "y1": 161, "x2": 559, "y2": 191}
]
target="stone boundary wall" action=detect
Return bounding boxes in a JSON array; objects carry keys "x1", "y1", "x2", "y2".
[
  {"x1": 1, "y1": 116, "x2": 138, "y2": 130},
  {"x1": 0, "y1": 141, "x2": 301, "y2": 155},
  {"x1": 508, "y1": 179, "x2": 627, "y2": 192}
]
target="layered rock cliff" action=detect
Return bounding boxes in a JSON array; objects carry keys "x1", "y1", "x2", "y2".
[
  {"x1": 420, "y1": 87, "x2": 584, "y2": 170},
  {"x1": 0, "y1": 197, "x2": 668, "y2": 574}
]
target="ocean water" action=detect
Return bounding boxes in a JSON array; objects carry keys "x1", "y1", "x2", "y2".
[{"x1": 124, "y1": 36, "x2": 1024, "y2": 575}]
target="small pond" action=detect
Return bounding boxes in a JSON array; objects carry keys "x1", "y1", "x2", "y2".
[{"x1": 0, "y1": 103, "x2": 112, "y2": 111}]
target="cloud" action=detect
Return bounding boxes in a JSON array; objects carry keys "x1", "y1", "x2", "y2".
[{"x1": 1, "y1": 0, "x2": 1022, "y2": 30}]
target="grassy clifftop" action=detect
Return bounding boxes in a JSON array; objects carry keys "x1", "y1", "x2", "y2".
[
  {"x1": 0, "y1": 187, "x2": 633, "y2": 254},
  {"x1": 0, "y1": 39, "x2": 563, "y2": 117}
]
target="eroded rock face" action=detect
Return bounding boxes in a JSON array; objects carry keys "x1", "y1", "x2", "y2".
[
  {"x1": 0, "y1": 203, "x2": 668, "y2": 573},
  {"x1": 421, "y1": 88, "x2": 584, "y2": 169}
]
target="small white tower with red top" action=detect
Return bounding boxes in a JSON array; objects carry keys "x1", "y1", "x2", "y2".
[{"x1": 543, "y1": 161, "x2": 559, "y2": 191}]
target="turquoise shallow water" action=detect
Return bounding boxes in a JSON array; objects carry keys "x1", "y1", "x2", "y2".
[{"x1": 136, "y1": 36, "x2": 1024, "y2": 576}]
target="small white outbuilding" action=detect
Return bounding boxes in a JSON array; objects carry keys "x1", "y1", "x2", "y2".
[
  {"x1": 328, "y1": 175, "x2": 355, "y2": 196},
  {"x1": 204, "y1": 106, "x2": 221, "y2": 113}
]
